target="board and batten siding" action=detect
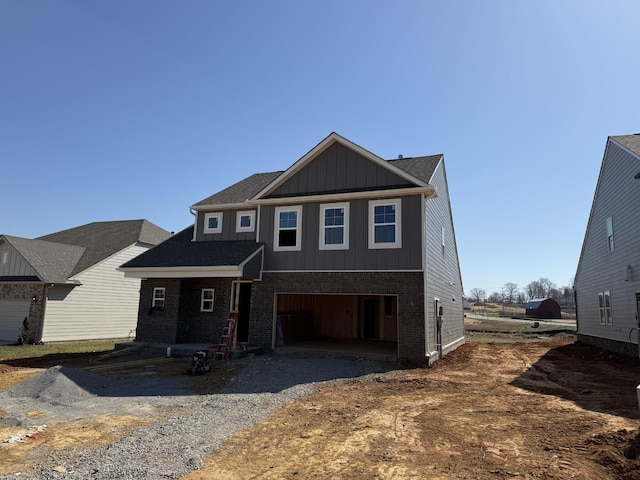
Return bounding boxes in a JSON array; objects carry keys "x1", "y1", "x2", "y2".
[
  {"x1": 195, "y1": 210, "x2": 258, "y2": 242},
  {"x1": 268, "y1": 142, "x2": 413, "y2": 197},
  {"x1": 575, "y1": 140, "x2": 640, "y2": 345},
  {"x1": 424, "y1": 160, "x2": 465, "y2": 356},
  {"x1": 0, "y1": 242, "x2": 39, "y2": 278},
  {"x1": 41, "y1": 244, "x2": 149, "y2": 342},
  {"x1": 260, "y1": 195, "x2": 424, "y2": 271}
]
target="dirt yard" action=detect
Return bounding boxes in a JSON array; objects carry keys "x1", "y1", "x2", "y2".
[{"x1": 2, "y1": 336, "x2": 640, "y2": 479}]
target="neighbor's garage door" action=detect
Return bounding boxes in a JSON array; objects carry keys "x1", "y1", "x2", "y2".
[{"x1": 0, "y1": 299, "x2": 30, "y2": 343}]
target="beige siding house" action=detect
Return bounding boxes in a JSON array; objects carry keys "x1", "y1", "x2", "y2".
[
  {"x1": 575, "y1": 134, "x2": 640, "y2": 357},
  {"x1": 0, "y1": 220, "x2": 171, "y2": 343}
]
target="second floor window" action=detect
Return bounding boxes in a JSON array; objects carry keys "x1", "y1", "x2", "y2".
[
  {"x1": 369, "y1": 198, "x2": 402, "y2": 249},
  {"x1": 274, "y1": 205, "x2": 302, "y2": 251},
  {"x1": 204, "y1": 212, "x2": 223, "y2": 234},
  {"x1": 320, "y1": 202, "x2": 349, "y2": 250},
  {"x1": 236, "y1": 210, "x2": 255, "y2": 233},
  {"x1": 606, "y1": 216, "x2": 614, "y2": 252}
]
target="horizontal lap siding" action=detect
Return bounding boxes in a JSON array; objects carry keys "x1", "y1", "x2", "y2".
[
  {"x1": 575, "y1": 141, "x2": 640, "y2": 345},
  {"x1": 425, "y1": 161, "x2": 465, "y2": 355},
  {"x1": 41, "y1": 244, "x2": 148, "y2": 341}
]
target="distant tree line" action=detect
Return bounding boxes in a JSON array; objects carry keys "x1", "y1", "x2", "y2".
[{"x1": 467, "y1": 277, "x2": 575, "y2": 309}]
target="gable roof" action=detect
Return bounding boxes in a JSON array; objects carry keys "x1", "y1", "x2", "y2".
[
  {"x1": 610, "y1": 134, "x2": 640, "y2": 157},
  {"x1": 38, "y1": 220, "x2": 171, "y2": 275},
  {"x1": 1, "y1": 235, "x2": 86, "y2": 283},
  {"x1": 191, "y1": 135, "x2": 441, "y2": 210},
  {"x1": 251, "y1": 132, "x2": 430, "y2": 200}
]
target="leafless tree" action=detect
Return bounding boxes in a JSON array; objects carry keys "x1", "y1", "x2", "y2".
[
  {"x1": 469, "y1": 288, "x2": 486, "y2": 303},
  {"x1": 503, "y1": 283, "x2": 519, "y2": 304}
]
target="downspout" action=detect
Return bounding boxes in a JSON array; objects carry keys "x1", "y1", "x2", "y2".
[
  {"x1": 189, "y1": 208, "x2": 197, "y2": 241},
  {"x1": 422, "y1": 192, "x2": 431, "y2": 361}
]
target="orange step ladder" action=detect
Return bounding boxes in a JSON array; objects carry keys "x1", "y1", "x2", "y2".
[{"x1": 214, "y1": 311, "x2": 238, "y2": 360}]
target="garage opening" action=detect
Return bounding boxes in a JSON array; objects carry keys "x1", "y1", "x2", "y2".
[{"x1": 275, "y1": 293, "x2": 398, "y2": 358}]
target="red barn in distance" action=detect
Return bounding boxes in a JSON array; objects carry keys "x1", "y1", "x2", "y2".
[{"x1": 525, "y1": 298, "x2": 562, "y2": 319}]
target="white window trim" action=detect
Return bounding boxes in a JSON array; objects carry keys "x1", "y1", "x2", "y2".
[
  {"x1": 201, "y1": 288, "x2": 215, "y2": 312},
  {"x1": 368, "y1": 198, "x2": 402, "y2": 249},
  {"x1": 236, "y1": 210, "x2": 256, "y2": 233},
  {"x1": 204, "y1": 212, "x2": 223, "y2": 234},
  {"x1": 152, "y1": 287, "x2": 165, "y2": 308},
  {"x1": 598, "y1": 291, "x2": 613, "y2": 325},
  {"x1": 319, "y1": 202, "x2": 349, "y2": 250},
  {"x1": 274, "y1": 205, "x2": 302, "y2": 252}
]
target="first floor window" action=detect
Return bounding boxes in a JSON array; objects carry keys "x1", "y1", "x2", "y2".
[
  {"x1": 320, "y1": 202, "x2": 349, "y2": 250},
  {"x1": 274, "y1": 205, "x2": 302, "y2": 251},
  {"x1": 201, "y1": 289, "x2": 214, "y2": 312},
  {"x1": 598, "y1": 291, "x2": 612, "y2": 325},
  {"x1": 152, "y1": 287, "x2": 165, "y2": 308},
  {"x1": 369, "y1": 198, "x2": 402, "y2": 249}
]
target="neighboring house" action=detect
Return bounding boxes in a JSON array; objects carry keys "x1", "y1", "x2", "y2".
[
  {"x1": 120, "y1": 133, "x2": 465, "y2": 362},
  {"x1": 525, "y1": 298, "x2": 561, "y2": 319},
  {"x1": 575, "y1": 134, "x2": 640, "y2": 357},
  {"x1": 0, "y1": 220, "x2": 171, "y2": 343}
]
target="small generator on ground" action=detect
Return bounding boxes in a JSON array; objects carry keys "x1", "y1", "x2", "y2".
[{"x1": 188, "y1": 350, "x2": 211, "y2": 375}]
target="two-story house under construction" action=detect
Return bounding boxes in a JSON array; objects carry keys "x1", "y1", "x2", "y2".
[{"x1": 120, "y1": 133, "x2": 465, "y2": 362}]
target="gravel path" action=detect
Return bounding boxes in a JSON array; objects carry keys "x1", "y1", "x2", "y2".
[{"x1": 1, "y1": 355, "x2": 391, "y2": 479}]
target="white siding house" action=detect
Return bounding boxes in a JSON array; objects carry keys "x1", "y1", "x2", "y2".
[
  {"x1": 0, "y1": 220, "x2": 171, "y2": 343},
  {"x1": 575, "y1": 134, "x2": 640, "y2": 357}
]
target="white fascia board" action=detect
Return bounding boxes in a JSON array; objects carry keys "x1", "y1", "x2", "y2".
[
  {"x1": 190, "y1": 202, "x2": 251, "y2": 213},
  {"x1": 252, "y1": 186, "x2": 435, "y2": 206},
  {"x1": 238, "y1": 245, "x2": 264, "y2": 269},
  {"x1": 251, "y1": 133, "x2": 431, "y2": 201},
  {"x1": 119, "y1": 266, "x2": 243, "y2": 279}
]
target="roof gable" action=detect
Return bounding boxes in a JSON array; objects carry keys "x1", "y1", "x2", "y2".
[
  {"x1": 1, "y1": 235, "x2": 85, "y2": 283},
  {"x1": 611, "y1": 134, "x2": 640, "y2": 157},
  {"x1": 252, "y1": 132, "x2": 429, "y2": 200}
]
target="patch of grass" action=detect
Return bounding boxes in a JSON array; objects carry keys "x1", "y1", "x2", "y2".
[{"x1": 0, "y1": 339, "x2": 131, "y2": 361}]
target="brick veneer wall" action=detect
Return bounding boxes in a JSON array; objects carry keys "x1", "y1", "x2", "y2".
[
  {"x1": 0, "y1": 283, "x2": 47, "y2": 343},
  {"x1": 577, "y1": 333, "x2": 639, "y2": 358},
  {"x1": 136, "y1": 278, "x2": 234, "y2": 344},
  {"x1": 250, "y1": 271, "x2": 426, "y2": 360}
]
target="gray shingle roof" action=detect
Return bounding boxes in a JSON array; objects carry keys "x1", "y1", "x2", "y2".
[
  {"x1": 192, "y1": 172, "x2": 283, "y2": 208},
  {"x1": 387, "y1": 155, "x2": 442, "y2": 184},
  {"x1": 2, "y1": 235, "x2": 86, "y2": 283},
  {"x1": 611, "y1": 134, "x2": 640, "y2": 157},
  {"x1": 39, "y1": 220, "x2": 171, "y2": 275},
  {"x1": 120, "y1": 226, "x2": 263, "y2": 268},
  {"x1": 191, "y1": 155, "x2": 440, "y2": 208}
]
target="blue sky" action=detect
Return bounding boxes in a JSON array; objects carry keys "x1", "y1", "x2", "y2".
[{"x1": 2, "y1": 1, "x2": 639, "y2": 296}]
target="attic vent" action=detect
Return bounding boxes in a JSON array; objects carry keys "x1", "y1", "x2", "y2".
[{"x1": 397, "y1": 154, "x2": 403, "y2": 159}]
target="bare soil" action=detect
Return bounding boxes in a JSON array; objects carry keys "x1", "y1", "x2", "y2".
[{"x1": 3, "y1": 336, "x2": 640, "y2": 479}]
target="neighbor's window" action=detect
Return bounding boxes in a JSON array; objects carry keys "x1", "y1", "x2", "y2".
[
  {"x1": 201, "y1": 289, "x2": 214, "y2": 312},
  {"x1": 598, "y1": 291, "x2": 612, "y2": 325},
  {"x1": 368, "y1": 198, "x2": 402, "y2": 249},
  {"x1": 274, "y1": 205, "x2": 302, "y2": 251},
  {"x1": 236, "y1": 210, "x2": 255, "y2": 233},
  {"x1": 606, "y1": 217, "x2": 614, "y2": 252},
  {"x1": 152, "y1": 287, "x2": 165, "y2": 308},
  {"x1": 204, "y1": 212, "x2": 223, "y2": 234},
  {"x1": 319, "y1": 202, "x2": 349, "y2": 250}
]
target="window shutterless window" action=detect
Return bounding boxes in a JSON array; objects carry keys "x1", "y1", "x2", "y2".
[
  {"x1": 274, "y1": 205, "x2": 302, "y2": 251},
  {"x1": 204, "y1": 212, "x2": 223, "y2": 234},
  {"x1": 598, "y1": 291, "x2": 612, "y2": 324},
  {"x1": 236, "y1": 210, "x2": 255, "y2": 233},
  {"x1": 368, "y1": 198, "x2": 402, "y2": 249},
  {"x1": 201, "y1": 289, "x2": 214, "y2": 312},
  {"x1": 152, "y1": 288, "x2": 165, "y2": 308},
  {"x1": 319, "y1": 202, "x2": 349, "y2": 250},
  {"x1": 606, "y1": 216, "x2": 614, "y2": 252}
]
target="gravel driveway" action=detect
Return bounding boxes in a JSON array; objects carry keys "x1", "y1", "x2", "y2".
[{"x1": 1, "y1": 354, "x2": 391, "y2": 479}]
